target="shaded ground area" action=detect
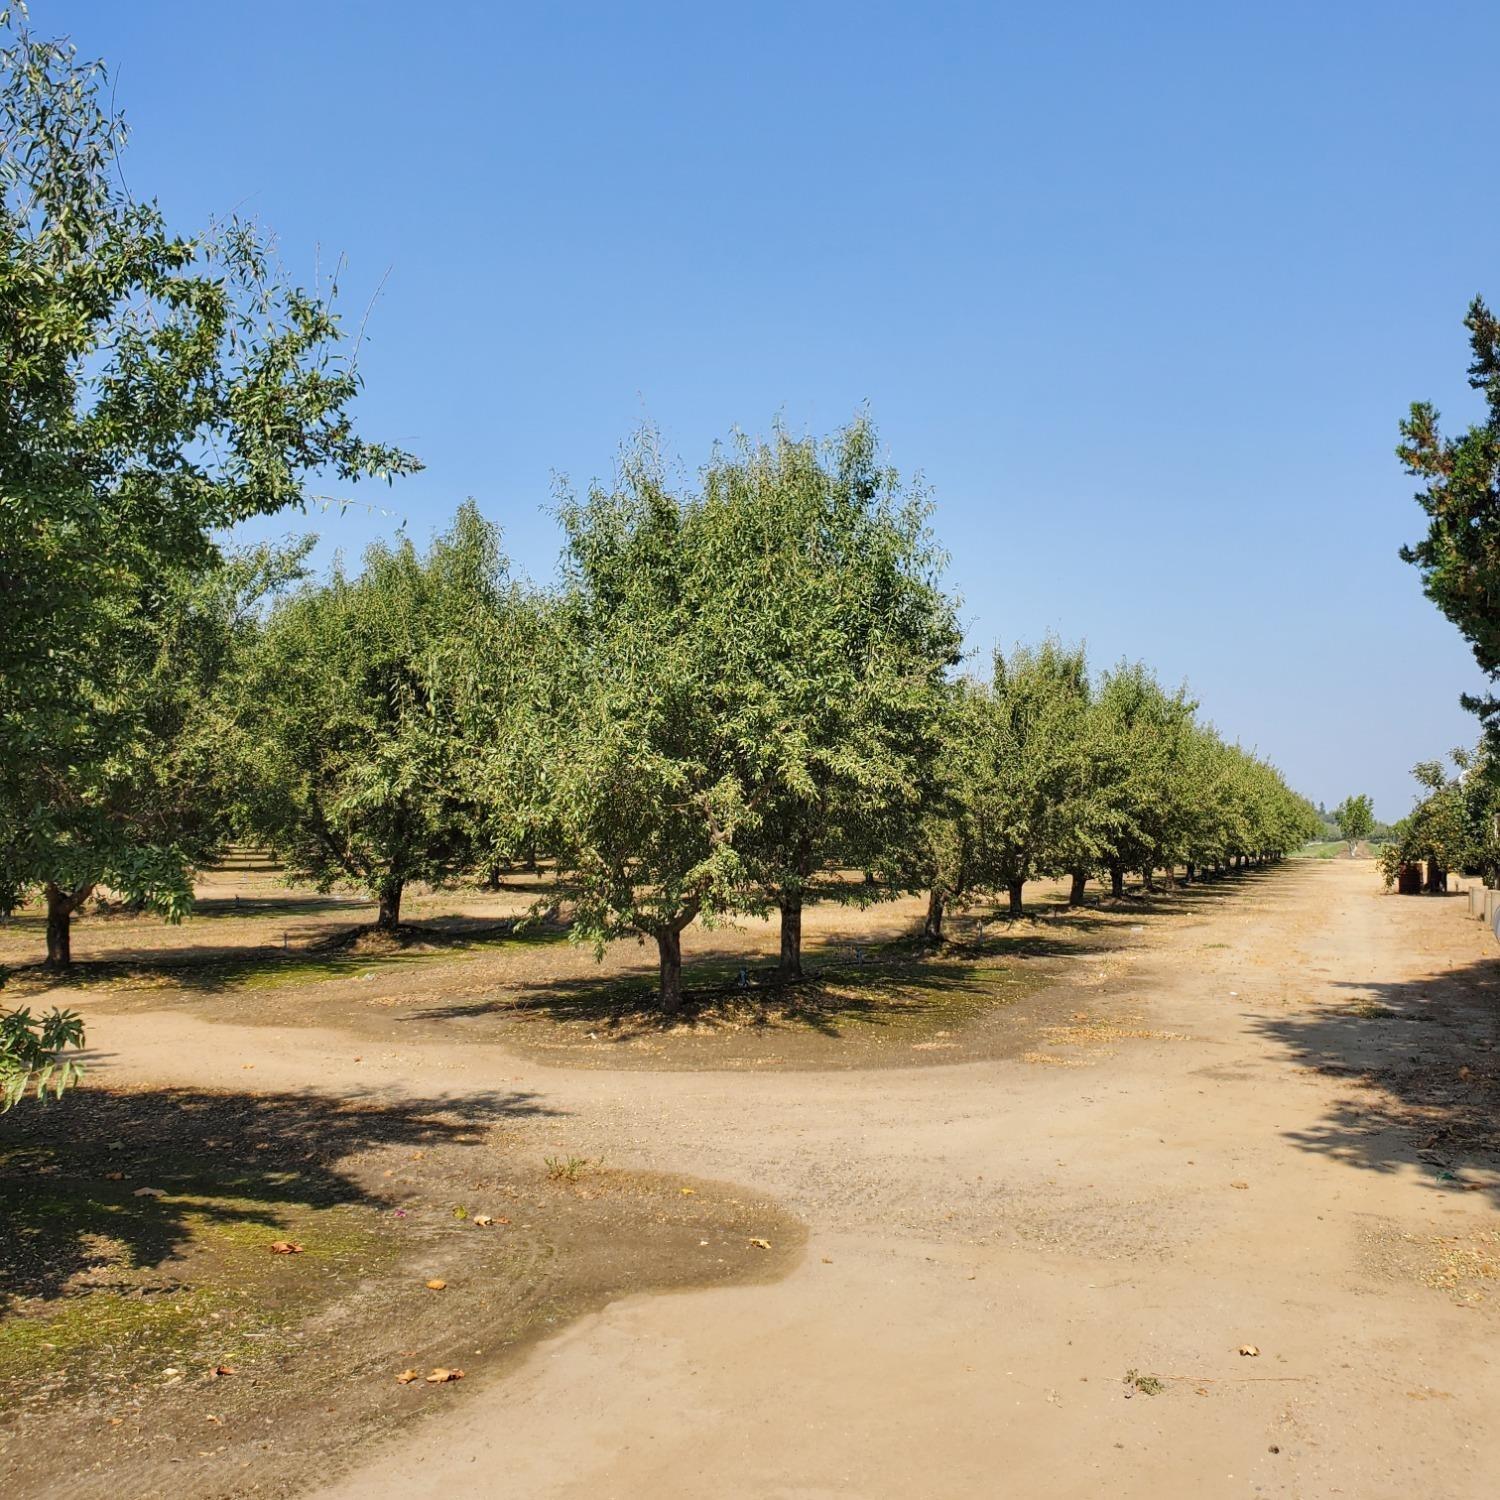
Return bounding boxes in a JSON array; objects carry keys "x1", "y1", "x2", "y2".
[
  {"x1": 1, "y1": 860, "x2": 1272, "y2": 1069},
  {"x1": 1254, "y1": 911, "x2": 1500, "y2": 1207},
  {"x1": 0, "y1": 1085, "x2": 802, "y2": 1499}
]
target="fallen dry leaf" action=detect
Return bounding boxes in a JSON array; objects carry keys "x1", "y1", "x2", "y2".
[
  {"x1": 268, "y1": 1240, "x2": 304, "y2": 1255},
  {"x1": 211, "y1": 1365, "x2": 236, "y2": 1378},
  {"x1": 679, "y1": 1187, "x2": 697, "y2": 1196},
  {"x1": 1238, "y1": 1344, "x2": 1260, "y2": 1357},
  {"x1": 472, "y1": 1214, "x2": 494, "y2": 1227},
  {"x1": 425, "y1": 1278, "x2": 447, "y2": 1291},
  {"x1": 395, "y1": 1369, "x2": 420, "y2": 1385},
  {"x1": 133, "y1": 1186, "x2": 166, "y2": 1198},
  {"x1": 425, "y1": 1367, "x2": 465, "y2": 1383},
  {"x1": 1230, "y1": 1181, "x2": 1249, "y2": 1190},
  {"x1": 749, "y1": 1237, "x2": 772, "y2": 1250},
  {"x1": 105, "y1": 1171, "x2": 125, "y2": 1181}
]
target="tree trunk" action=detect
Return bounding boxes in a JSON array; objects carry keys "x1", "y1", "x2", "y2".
[
  {"x1": 376, "y1": 879, "x2": 403, "y2": 932},
  {"x1": 1109, "y1": 863, "x2": 1124, "y2": 898},
  {"x1": 778, "y1": 896, "x2": 803, "y2": 981},
  {"x1": 1068, "y1": 870, "x2": 1087, "y2": 906},
  {"x1": 1140, "y1": 865, "x2": 1156, "y2": 893},
  {"x1": 1425, "y1": 860, "x2": 1447, "y2": 894},
  {"x1": 923, "y1": 888, "x2": 945, "y2": 943},
  {"x1": 1185, "y1": 861, "x2": 1196, "y2": 884},
  {"x1": 44, "y1": 882, "x2": 86, "y2": 969},
  {"x1": 1007, "y1": 879, "x2": 1024, "y2": 916},
  {"x1": 657, "y1": 927, "x2": 684, "y2": 1012}
]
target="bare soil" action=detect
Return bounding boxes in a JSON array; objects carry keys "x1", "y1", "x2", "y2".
[{"x1": 4, "y1": 859, "x2": 1499, "y2": 1498}]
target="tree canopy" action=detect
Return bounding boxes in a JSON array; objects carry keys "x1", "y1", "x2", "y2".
[
  {"x1": 0, "y1": 12, "x2": 417, "y2": 966},
  {"x1": 695, "y1": 421, "x2": 961, "y2": 975},
  {"x1": 229, "y1": 504, "x2": 526, "y2": 931},
  {"x1": 1332, "y1": 794, "x2": 1374, "y2": 854},
  {"x1": 1398, "y1": 296, "x2": 1500, "y2": 741}
]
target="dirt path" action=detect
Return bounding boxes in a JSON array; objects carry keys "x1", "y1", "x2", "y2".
[{"x1": 82, "y1": 862, "x2": 1500, "y2": 1497}]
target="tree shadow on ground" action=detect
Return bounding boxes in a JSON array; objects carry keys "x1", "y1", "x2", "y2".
[
  {"x1": 184, "y1": 894, "x2": 373, "y2": 920},
  {"x1": 404, "y1": 870, "x2": 1287, "y2": 1038},
  {"x1": 7, "y1": 916, "x2": 570, "y2": 997},
  {"x1": 0, "y1": 1084, "x2": 558, "y2": 1312},
  {"x1": 1250, "y1": 954, "x2": 1500, "y2": 1205},
  {"x1": 407, "y1": 949, "x2": 1012, "y2": 1040}
]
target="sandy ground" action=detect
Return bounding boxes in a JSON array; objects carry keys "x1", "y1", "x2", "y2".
[{"x1": 45, "y1": 860, "x2": 1500, "y2": 1497}]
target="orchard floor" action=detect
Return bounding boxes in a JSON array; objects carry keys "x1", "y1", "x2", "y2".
[
  {"x1": 4, "y1": 859, "x2": 1500, "y2": 1498},
  {"x1": 0, "y1": 864, "x2": 1188, "y2": 1071}
]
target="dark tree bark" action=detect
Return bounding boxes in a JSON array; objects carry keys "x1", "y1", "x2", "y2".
[
  {"x1": 1068, "y1": 870, "x2": 1087, "y2": 906},
  {"x1": 43, "y1": 882, "x2": 90, "y2": 969},
  {"x1": 1425, "y1": 860, "x2": 1448, "y2": 894},
  {"x1": 1109, "y1": 863, "x2": 1125, "y2": 898},
  {"x1": 778, "y1": 896, "x2": 804, "y2": 980},
  {"x1": 923, "y1": 887, "x2": 945, "y2": 943},
  {"x1": 657, "y1": 927, "x2": 684, "y2": 1012},
  {"x1": 1184, "y1": 861, "x2": 1196, "y2": 884},
  {"x1": 376, "y1": 879, "x2": 403, "y2": 932},
  {"x1": 775, "y1": 840, "x2": 815, "y2": 980},
  {"x1": 1140, "y1": 865, "x2": 1156, "y2": 893},
  {"x1": 1007, "y1": 878, "x2": 1024, "y2": 916}
]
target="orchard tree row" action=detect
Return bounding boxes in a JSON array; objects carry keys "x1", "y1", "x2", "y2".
[
  {"x1": 0, "y1": 12, "x2": 1315, "y2": 1120},
  {"x1": 5, "y1": 407, "x2": 1317, "y2": 1007},
  {"x1": 167, "y1": 427, "x2": 1310, "y2": 1010}
]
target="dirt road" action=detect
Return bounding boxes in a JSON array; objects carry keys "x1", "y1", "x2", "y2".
[{"x1": 86, "y1": 861, "x2": 1500, "y2": 1498}]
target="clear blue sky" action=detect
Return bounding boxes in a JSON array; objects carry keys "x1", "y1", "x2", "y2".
[{"x1": 52, "y1": 0, "x2": 1500, "y2": 819}]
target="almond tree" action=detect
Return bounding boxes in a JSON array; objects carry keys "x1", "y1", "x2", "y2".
[
  {"x1": 977, "y1": 640, "x2": 1095, "y2": 916},
  {"x1": 1092, "y1": 664, "x2": 1196, "y2": 894},
  {"x1": 545, "y1": 442, "x2": 754, "y2": 1010},
  {"x1": 0, "y1": 14, "x2": 417, "y2": 967},
  {"x1": 230, "y1": 504, "x2": 520, "y2": 932},
  {"x1": 1332, "y1": 794, "x2": 1374, "y2": 856},
  {"x1": 697, "y1": 421, "x2": 960, "y2": 979}
]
